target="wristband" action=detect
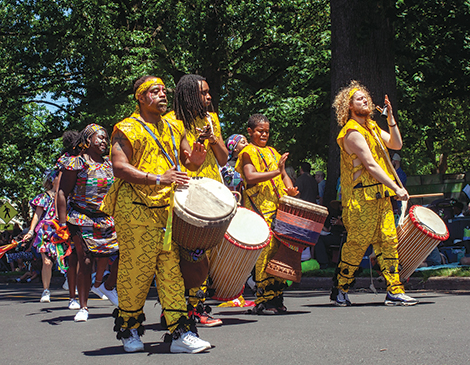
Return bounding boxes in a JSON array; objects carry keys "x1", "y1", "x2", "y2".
[
  {"x1": 388, "y1": 123, "x2": 397, "y2": 127},
  {"x1": 155, "y1": 175, "x2": 161, "y2": 185}
]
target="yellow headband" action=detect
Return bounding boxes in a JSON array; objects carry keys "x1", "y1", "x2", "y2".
[
  {"x1": 135, "y1": 78, "x2": 165, "y2": 99},
  {"x1": 349, "y1": 88, "x2": 358, "y2": 99}
]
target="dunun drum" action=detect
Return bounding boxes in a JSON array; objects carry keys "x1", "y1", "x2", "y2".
[
  {"x1": 172, "y1": 177, "x2": 237, "y2": 251},
  {"x1": 208, "y1": 207, "x2": 271, "y2": 301},
  {"x1": 397, "y1": 205, "x2": 449, "y2": 281},
  {"x1": 266, "y1": 196, "x2": 329, "y2": 282}
]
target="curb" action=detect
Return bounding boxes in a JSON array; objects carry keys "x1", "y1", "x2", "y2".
[
  {"x1": 291, "y1": 276, "x2": 470, "y2": 292},
  {"x1": 2, "y1": 275, "x2": 470, "y2": 292}
]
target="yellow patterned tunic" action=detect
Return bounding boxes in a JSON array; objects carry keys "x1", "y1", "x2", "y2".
[
  {"x1": 101, "y1": 112, "x2": 188, "y2": 335},
  {"x1": 335, "y1": 118, "x2": 404, "y2": 295},
  {"x1": 164, "y1": 110, "x2": 223, "y2": 307},
  {"x1": 236, "y1": 144, "x2": 288, "y2": 305},
  {"x1": 164, "y1": 111, "x2": 222, "y2": 183}
]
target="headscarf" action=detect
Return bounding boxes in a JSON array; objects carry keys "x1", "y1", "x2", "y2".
[
  {"x1": 226, "y1": 134, "x2": 244, "y2": 160},
  {"x1": 79, "y1": 123, "x2": 106, "y2": 150},
  {"x1": 135, "y1": 78, "x2": 165, "y2": 100}
]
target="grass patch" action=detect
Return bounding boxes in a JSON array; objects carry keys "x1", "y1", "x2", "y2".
[
  {"x1": 301, "y1": 266, "x2": 470, "y2": 280},
  {"x1": 410, "y1": 267, "x2": 470, "y2": 281}
]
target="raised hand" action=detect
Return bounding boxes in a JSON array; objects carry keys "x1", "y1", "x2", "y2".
[{"x1": 184, "y1": 142, "x2": 207, "y2": 168}]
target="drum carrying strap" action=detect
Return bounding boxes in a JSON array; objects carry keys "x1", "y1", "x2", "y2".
[
  {"x1": 254, "y1": 146, "x2": 281, "y2": 199},
  {"x1": 131, "y1": 117, "x2": 181, "y2": 171}
]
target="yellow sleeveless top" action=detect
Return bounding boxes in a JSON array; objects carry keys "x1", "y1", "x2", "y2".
[
  {"x1": 101, "y1": 112, "x2": 184, "y2": 227},
  {"x1": 164, "y1": 110, "x2": 222, "y2": 183},
  {"x1": 235, "y1": 144, "x2": 286, "y2": 225},
  {"x1": 337, "y1": 118, "x2": 396, "y2": 206}
]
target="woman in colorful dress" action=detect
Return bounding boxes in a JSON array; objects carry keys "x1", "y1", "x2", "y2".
[
  {"x1": 56, "y1": 124, "x2": 119, "y2": 322},
  {"x1": 22, "y1": 169, "x2": 68, "y2": 304}
]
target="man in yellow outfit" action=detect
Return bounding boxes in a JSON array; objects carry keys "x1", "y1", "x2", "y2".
[
  {"x1": 101, "y1": 75, "x2": 213, "y2": 353},
  {"x1": 165, "y1": 74, "x2": 228, "y2": 327},
  {"x1": 236, "y1": 113, "x2": 298, "y2": 314},
  {"x1": 331, "y1": 80, "x2": 418, "y2": 306}
]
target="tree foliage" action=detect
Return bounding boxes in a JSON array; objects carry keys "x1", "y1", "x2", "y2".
[
  {"x1": 1, "y1": 0, "x2": 330, "y2": 222},
  {"x1": 395, "y1": 0, "x2": 470, "y2": 175}
]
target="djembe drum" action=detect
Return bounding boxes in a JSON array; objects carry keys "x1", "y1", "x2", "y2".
[
  {"x1": 172, "y1": 177, "x2": 237, "y2": 288},
  {"x1": 266, "y1": 196, "x2": 328, "y2": 282},
  {"x1": 397, "y1": 205, "x2": 449, "y2": 280},
  {"x1": 208, "y1": 207, "x2": 271, "y2": 301}
]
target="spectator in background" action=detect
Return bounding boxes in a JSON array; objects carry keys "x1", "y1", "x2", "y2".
[
  {"x1": 294, "y1": 162, "x2": 318, "y2": 204},
  {"x1": 315, "y1": 171, "x2": 326, "y2": 205},
  {"x1": 391, "y1": 153, "x2": 407, "y2": 186},
  {"x1": 285, "y1": 166, "x2": 297, "y2": 186}
]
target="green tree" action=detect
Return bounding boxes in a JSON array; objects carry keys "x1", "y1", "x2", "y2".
[
  {"x1": 395, "y1": 0, "x2": 470, "y2": 175},
  {"x1": 1, "y1": 0, "x2": 331, "y2": 211}
]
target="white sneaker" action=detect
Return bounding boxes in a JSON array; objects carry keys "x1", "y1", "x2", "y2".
[
  {"x1": 40, "y1": 289, "x2": 51, "y2": 303},
  {"x1": 68, "y1": 299, "x2": 80, "y2": 310},
  {"x1": 122, "y1": 329, "x2": 144, "y2": 352},
  {"x1": 385, "y1": 292, "x2": 419, "y2": 306},
  {"x1": 335, "y1": 289, "x2": 352, "y2": 307},
  {"x1": 74, "y1": 308, "x2": 89, "y2": 322},
  {"x1": 90, "y1": 285, "x2": 108, "y2": 300},
  {"x1": 98, "y1": 283, "x2": 119, "y2": 307},
  {"x1": 62, "y1": 277, "x2": 69, "y2": 290},
  {"x1": 170, "y1": 331, "x2": 211, "y2": 354}
]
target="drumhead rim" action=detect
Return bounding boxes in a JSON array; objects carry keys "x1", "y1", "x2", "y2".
[
  {"x1": 279, "y1": 196, "x2": 329, "y2": 216},
  {"x1": 409, "y1": 205, "x2": 449, "y2": 241},
  {"x1": 174, "y1": 177, "x2": 237, "y2": 220},
  {"x1": 224, "y1": 228, "x2": 272, "y2": 250}
]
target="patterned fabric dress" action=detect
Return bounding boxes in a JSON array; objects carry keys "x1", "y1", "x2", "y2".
[
  {"x1": 31, "y1": 192, "x2": 56, "y2": 252},
  {"x1": 57, "y1": 154, "x2": 118, "y2": 257}
]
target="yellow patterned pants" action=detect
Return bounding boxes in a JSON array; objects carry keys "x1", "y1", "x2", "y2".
[
  {"x1": 115, "y1": 222, "x2": 187, "y2": 334},
  {"x1": 255, "y1": 235, "x2": 287, "y2": 305},
  {"x1": 336, "y1": 195, "x2": 404, "y2": 295}
]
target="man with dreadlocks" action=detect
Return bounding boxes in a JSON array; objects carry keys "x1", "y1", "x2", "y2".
[
  {"x1": 330, "y1": 80, "x2": 418, "y2": 307},
  {"x1": 101, "y1": 75, "x2": 212, "y2": 354},
  {"x1": 165, "y1": 74, "x2": 228, "y2": 327}
]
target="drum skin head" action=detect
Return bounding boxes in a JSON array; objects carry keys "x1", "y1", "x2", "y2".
[
  {"x1": 226, "y1": 207, "x2": 270, "y2": 247},
  {"x1": 174, "y1": 177, "x2": 236, "y2": 220},
  {"x1": 411, "y1": 205, "x2": 448, "y2": 237}
]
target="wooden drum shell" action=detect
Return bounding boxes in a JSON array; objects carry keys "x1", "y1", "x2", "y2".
[{"x1": 397, "y1": 205, "x2": 449, "y2": 281}]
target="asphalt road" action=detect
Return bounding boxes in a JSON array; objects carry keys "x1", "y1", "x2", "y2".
[{"x1": 1, "y1": 282, "x2": 469, "y2": 365}]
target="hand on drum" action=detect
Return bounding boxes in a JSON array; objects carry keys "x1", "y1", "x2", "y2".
[
  {"x1": 161, "y1": 166, "x2": 191, "y2": 186},
  {"x1": 284, "y1": 186, "x2": 299, "y2": 197},
  {"x1": 395, "y1": 187, "x2": 409, "y2": 201},
  {"x1": 183, "y1": 141, "x2": 207, "y2": 167}
]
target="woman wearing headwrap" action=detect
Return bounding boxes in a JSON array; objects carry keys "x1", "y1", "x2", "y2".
[
  {"x1": 56, "y1": 124, "x2": 119, "y2": 322},
  {"x1": 220, "y1": 134, "x2": 248, "y2": 192}
]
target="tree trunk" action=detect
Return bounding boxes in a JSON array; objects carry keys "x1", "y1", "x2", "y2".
[{"x1": 327, "y1": 0, "x2": 397, "y2": 207}]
